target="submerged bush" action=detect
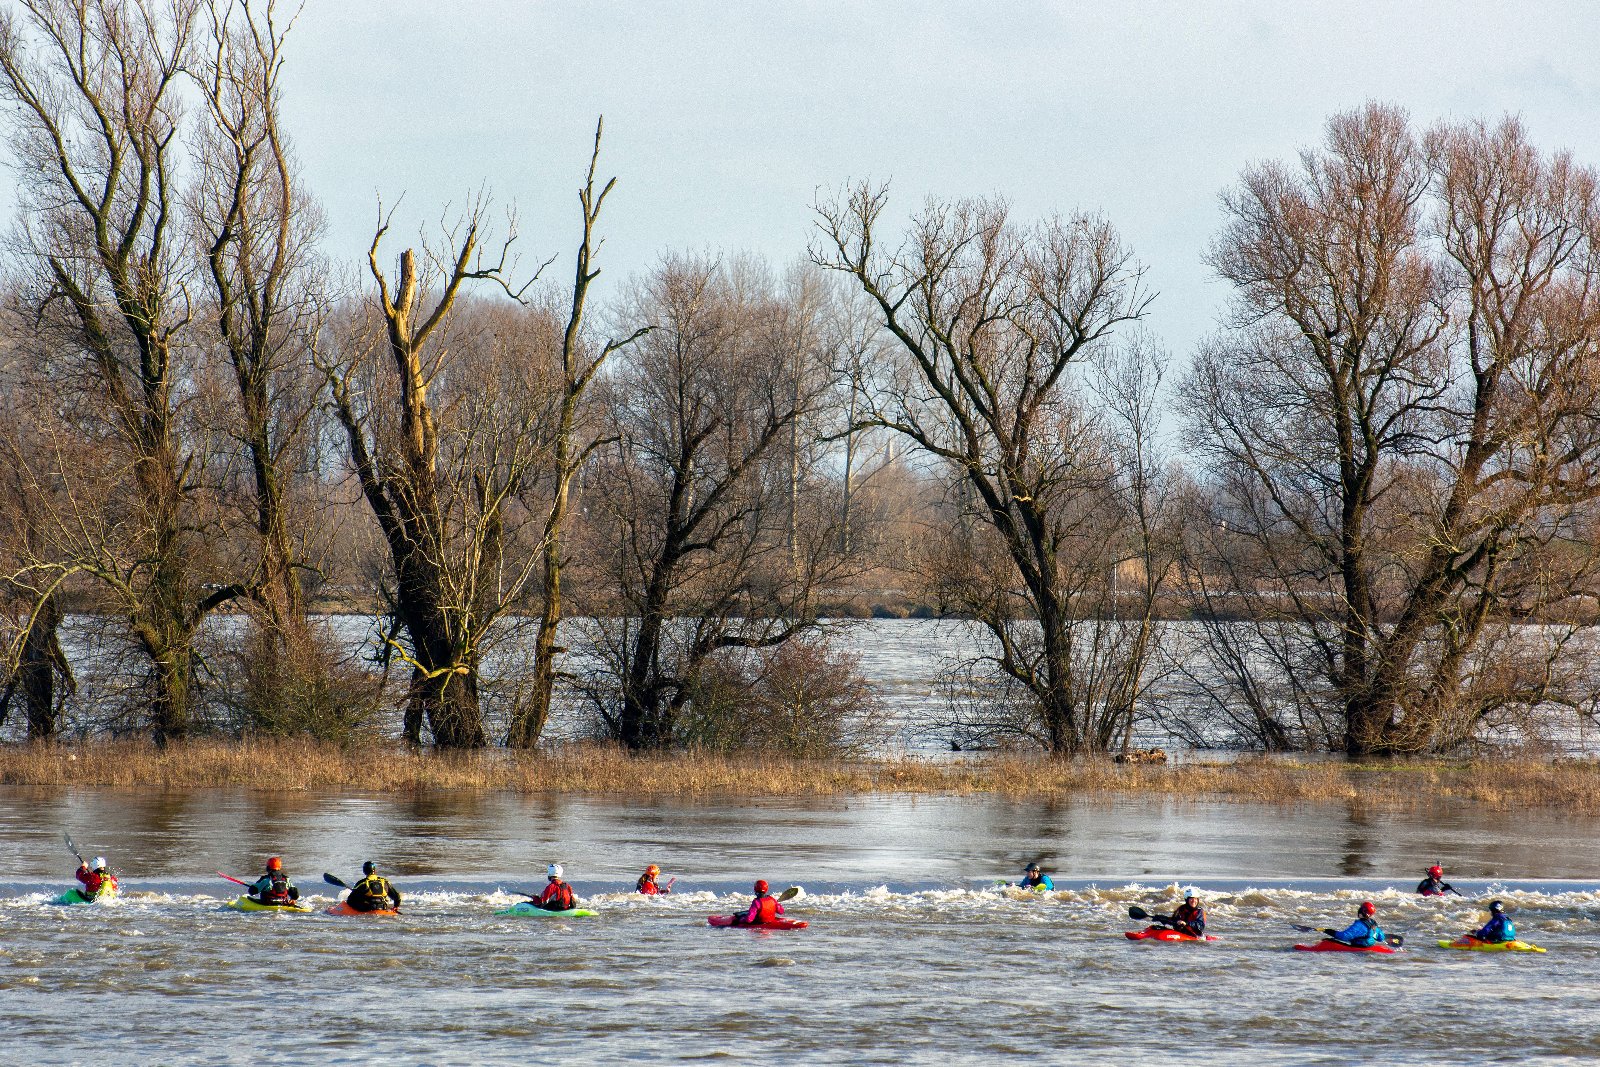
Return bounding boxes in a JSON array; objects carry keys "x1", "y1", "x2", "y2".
[{"x1": 675, "y1": 634, "x2": 889, "y2": 757}]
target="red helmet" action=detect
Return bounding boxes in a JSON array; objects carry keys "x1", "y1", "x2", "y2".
[
  {"x1": 266, "y1": 856, "x2": 283, "y2": 872},
  {"x1": 1428, "y1": 865, "x2": 1443, "y2": 878},
  {"x1": 1358, "y1": 900, "x2": 1376, "y2": 917},
  {"x1": 754, "y1": 879, "x2": 769, "y2": 894}
]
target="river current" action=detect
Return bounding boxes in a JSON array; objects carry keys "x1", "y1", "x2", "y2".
[{"x1": 2, "y1": 788, "x2": 1598, "y2": 1065}]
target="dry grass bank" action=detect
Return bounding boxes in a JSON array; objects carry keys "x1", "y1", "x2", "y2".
[{"x1": 2, "y1": 740, "x2": 1599, "y2": 810}]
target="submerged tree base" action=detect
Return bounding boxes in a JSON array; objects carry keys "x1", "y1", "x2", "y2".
[{"x1": 2, "y1": 741, "x2": 1598, "y2": 811}]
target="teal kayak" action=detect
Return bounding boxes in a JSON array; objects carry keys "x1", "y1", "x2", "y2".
[
  {"x1": 495, "y1": 902, "x2": 597, "y2": 918},
  {"x1": 54, "y1": 887, "x2": 118, "y2": 906}
]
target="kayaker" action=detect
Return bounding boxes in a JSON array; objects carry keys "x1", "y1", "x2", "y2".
[
  {"x1": 1169, "y1": 887, "x2": 1206, "y2": 938},
  {"x1": 737, "y1": 879, "x2": 785, "y2": 926},
  {"x1": 247, "y1": 856, "x2": 299, "y2": 905},
  {"x1": 346, "y1": 861, "x2": 401, "y2": 913},
  {"x1": 75, "y1": 857, "x2": 117, "y2": 897},
  {"x1": 1416, "y1": 864, "x2": 1459, "y2": 896},
  {"x1": 1018, "y1": 862, "x2": 1054, "y2": 891},
  {"x1": 535, "y1": 864, "x2": 576, "y2": 911},
  {"x1": 1323, "y1": 900, "x2": 1386, "y2": 947},
  {"x1": 637, "y1": 864, "x2": 670, "y2": 895},
  {"x1": 1470, "y1": 900, "x2": 1515, "y2": 944}
]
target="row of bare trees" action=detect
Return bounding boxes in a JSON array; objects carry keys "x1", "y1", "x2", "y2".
[{"x1": 4, "y1": 6, "x2": 1600, "y2": 760}]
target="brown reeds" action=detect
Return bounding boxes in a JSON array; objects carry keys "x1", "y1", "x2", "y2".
[{"x1": 2, "y1": 740, "x2": 1599, "y2": 810}]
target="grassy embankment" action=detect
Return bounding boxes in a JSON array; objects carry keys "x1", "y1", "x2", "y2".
[{"x1": 2, "y1": 740, "x2": 1598, "y2": 810}]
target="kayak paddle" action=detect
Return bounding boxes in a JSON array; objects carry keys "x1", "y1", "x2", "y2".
[
  {"x1": 1128, "y1": 905, "x2": 1174, "y2": 927},
  {"x1": 664, "y1": 877, "x2": 676, "y2": 892},
  {"x1": 218, "y1": 872, "x2": 251, "y2": 887},
  {"x1": 63, "y1": 832, "x2": 84, "y2": 865},
  {"x1": 323, "y1": 873, "x2": 351, "y2": 889},
  {"x1": 778, "y1": 886, "x2": 804, "y2": 902}
]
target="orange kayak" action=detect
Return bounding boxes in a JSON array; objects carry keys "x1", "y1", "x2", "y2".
[{"x1": 326, "y1": 901, "x2": 399, "y2": 917}]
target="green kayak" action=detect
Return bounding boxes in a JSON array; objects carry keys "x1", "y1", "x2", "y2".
[
  {"x1": 495, "y1": 901, "x2": 597, "y2": 918},
  {"x1": 54, "y1": 887, "x2": 118, "y2": 906}
]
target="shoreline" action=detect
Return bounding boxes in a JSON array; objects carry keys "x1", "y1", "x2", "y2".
[{"x1": 2, "y1": 740, "x2": 1597, "y2": 811}]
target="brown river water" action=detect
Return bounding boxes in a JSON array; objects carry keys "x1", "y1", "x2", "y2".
[{"x1": 2, "y1": 788, "x2": 1599, "y2": 1065}]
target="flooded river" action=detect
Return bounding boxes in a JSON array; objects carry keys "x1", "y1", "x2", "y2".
[{"x1": 3, "y1": 788, "x2": 1599, "y2": 1064}]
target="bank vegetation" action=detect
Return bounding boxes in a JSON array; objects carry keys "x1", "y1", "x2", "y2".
[{"x1": 5, "y1": 2, "x2": 1600, "y2": 763}]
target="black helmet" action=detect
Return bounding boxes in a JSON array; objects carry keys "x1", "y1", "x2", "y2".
[
  {"x1": 1025, "y1": 862, "x2": 1041, "y2": 872},
  {"x1": 1488, "y1": 900, "x2": 1504, "y2": 912},
  {"x1": 362, "y1": 861, "x2": 376, "y2": 876}
]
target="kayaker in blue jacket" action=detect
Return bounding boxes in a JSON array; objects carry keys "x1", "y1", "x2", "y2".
[
  {"x1": 1471, "y1": 900, "x2": 1515, "y2": 943},
  {"x1": 1018, "y1": 863, "x2": 1054, "y2": 890},
  {"x1": 1323, "y1": 900, "x2": 1385, "y2": 946}
]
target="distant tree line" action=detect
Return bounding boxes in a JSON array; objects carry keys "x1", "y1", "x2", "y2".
[{"x1": 4, "y1": 4, "x2": 1600, "y2": 759}]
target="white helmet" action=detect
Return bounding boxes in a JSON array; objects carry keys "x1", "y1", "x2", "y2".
[
  {"x1": 1183, "y1": 886, "x2": 1199, "y2": 900},
  {"x1": 92, "y1": 857, "x2": 107, "y2": 871},
  {"x1": 547, "y1": 863, "x2": 563, "y2": 879}
]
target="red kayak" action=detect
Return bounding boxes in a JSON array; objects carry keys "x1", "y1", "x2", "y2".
[
  {"x1": 708, "y1": 915, "x2": 808, "y2": 929},
  {"x1": 326, "y1": 901, "x2": 399, "y2": 917},
  {"x1": 1293, "y1": 939, "x2": 1399, "y2": 954},
  {"x1": 1125, "y1": 926, "x2": 1216, "y2": 942}
]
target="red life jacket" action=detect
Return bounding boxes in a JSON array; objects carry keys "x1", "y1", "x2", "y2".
[
  {"x1": 261, "y1": 874, "x2": 292, "y2": 905},
  {"x1": 540, "y1": 881, "x2": 574, "y2": 910},
  {"x1": 637, "y1": 876, "x2": 660, "y2": 895},
  {"x1": 751, "y1": 894, "x2": 780, "y2": 924},
  {"x1": 77, "y1": 868, "x2": 116, "y2": 895}
]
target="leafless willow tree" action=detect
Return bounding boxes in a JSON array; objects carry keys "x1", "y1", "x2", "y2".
[
  {"x1": 504, "y1": 121, "x2": 648, "y2": 749},
  {"x1": 1183, "y1": 103, "x2": 1600, "y2": 755},
  {"x1": 579, "y1": 255, "x2": 845, "y2": 750},
  {"x1": 190, "y1": 0, "x2": 346, "y2": 731},
  {"x1": 320, "y1": 200, "x2": 549, "y2": 748},
  {"x1": 813, "y1": 187, "x2": 1167, "y2": 756},
  {"x1": 0, "y1": 0, "x2": 249, "y2": 742}
]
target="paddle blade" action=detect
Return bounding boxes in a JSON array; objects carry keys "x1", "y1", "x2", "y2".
[
  {"x1": 778, "y1": 886, "x2": 804, "y2": 902},
  {"x1": 1289, "y1": 923, "x2": 1320, "y2": 934},
  {"x1": 1390, "y1": 934, "x2": 1406, "y2": 948},
  {"x1": 322, "y1": 873, "x2": 349, "y2": 889},
  {"x1": 63, "y1": 833, "x2": 83, "y2": 863},
  {"x1": 1128, "y1": 905, "x2": 1150, "y2": 920}
]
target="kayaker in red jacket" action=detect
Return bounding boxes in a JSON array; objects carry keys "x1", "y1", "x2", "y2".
[
  {"x1": 1170, "y1": 887, "x2": 1206, "y2": 937},
  {"x1": 75, "y1": 857, "x2": 118, "y2": 897},
  {"x1": 637, "y1": 864, "x2": 670, "y2": 895},
  {"x1": 740, "y1": 880, "x2": 784, "y2": 925},
  {"x1": 537, "y1": 864, "x2": 576, "y2": 911}
]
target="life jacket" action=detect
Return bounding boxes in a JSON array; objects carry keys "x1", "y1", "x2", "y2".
[
  {"x1": 260, "y1": 873, "x2": 292, "y2": 905},
  {"x1": 350, "y1": 875, "x2": 394, "y2": 910},
  {"x1": 1172, "y1": 903, "x2": 1206, "y2": 934},
  {"x1": 541, "y1": 880, "x2": 574, "y2": 911},
  {"x1": 637, "y1": 876, "x2": 660, "y2": 895},
  {"x1": 77, "y1": 868, "x2": 116, "y2": 895},
  {"x1": 751, "y1": 894, "x2": 780, "y2": 924}
]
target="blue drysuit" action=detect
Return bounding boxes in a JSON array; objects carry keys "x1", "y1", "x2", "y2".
[
  {"x1": 1473, "y1": 913, "x2": 1515, "y2": 943},
  {"x1": 1020, "y1": 872, "x2": 1054, "y2": 890},
  {"x1": 1331, "y1": 916, "x2": 1384, "y2": 946}
]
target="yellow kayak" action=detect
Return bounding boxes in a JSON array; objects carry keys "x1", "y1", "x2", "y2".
[
  {"x1": 227, "y1": 895, "x2": 312, "y2": 914},
  {"x1": 1437, "y1": 936, "x2": 1545, "y2": 953}
]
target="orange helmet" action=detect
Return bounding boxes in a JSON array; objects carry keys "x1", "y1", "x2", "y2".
[
  {"x1": 266, "y1": 856, "x2": 283, "y2": 871},
  {"x1": 754, "y1": 879, "x2": 769, "y2": 894},
  {"x1": 646, "y1": 864, "x2": 660, "y2": 876}
]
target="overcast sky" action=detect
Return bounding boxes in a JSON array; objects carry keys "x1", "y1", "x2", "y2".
[{"x1": 259, "y1": 2, "x2": 1600, "y2": 356}]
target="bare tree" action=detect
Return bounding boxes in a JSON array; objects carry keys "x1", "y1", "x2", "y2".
[
  {"x1": 504, "y1": 120, "x2": 648, "y2": 748},
  {"x1": 0, "y1": 0, "x2": 247, "y2": 743},
  {"x1": 319, "y1": 200, "x2": 542, "y2": 748},
  {"x1": 1184, "y1": 103, "x2": 1600, "y2": 754},
  {"x1": 579, "y1": 255, "x2": 842, "y2": 750},
  {"x1": 813, "y1": 187, "x2": 1159, "y2": 755}
]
